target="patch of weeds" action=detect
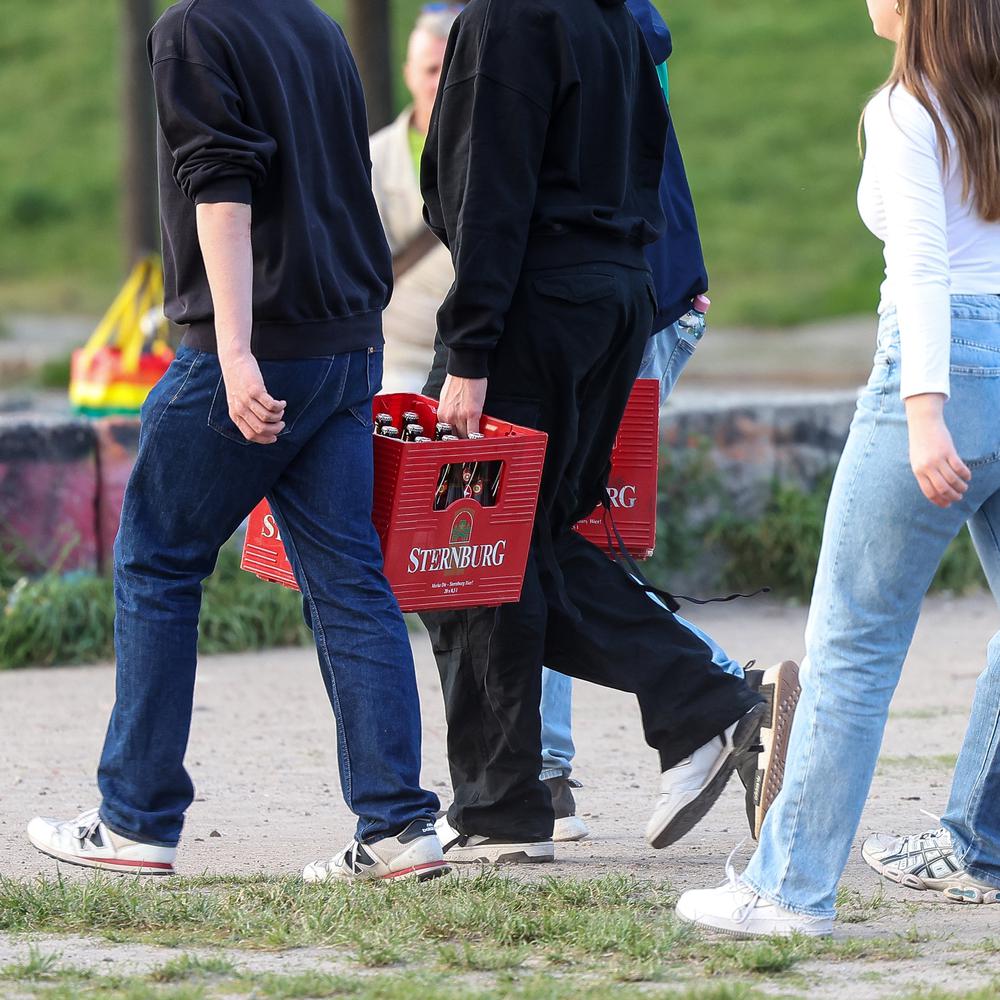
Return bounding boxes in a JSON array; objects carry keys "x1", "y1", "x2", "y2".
[
  {"x1": 149, "y1": 953, "x2": 237, "y2": 982},
  {"x1": 0, "y1": 945, "x2": 67, "y2": 981},
  {"x1": 436, "y1": 942, "x2": 528, "y2": 971},
  {"x1": 701, "y1": 936, "x2": 802, "y2": 975},
  {"x1": 813, "y1": 937, "x2": 919, "y2": 961},
  {"x1": 835, "y1": 883, "x2": 887, "y2": 924},
  {"x1": 0, "y1": 542, "x2": 308, "y2": 669},
  {"x1": 35, "y1": 353, "x2": 72, "y2": 389},
  {"x1": 894, "y1": 985, "x2": 1000, "y2": 1000},
  {"x1": 249, "y1": 971, "x2": 363, "y2": 999}
]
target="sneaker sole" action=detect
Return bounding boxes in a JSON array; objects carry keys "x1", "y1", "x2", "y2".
[
  {"x1": 648, "y1": 702, "x2": 767, "y2": 850},
  {"x1": 863, "y1": 851, "x2": 1000, "y2": 902},
  {"x1": 752, "y1": 661, "x2": 801, "y2": 839},
  {"x1": 28, "y1": 838, "x2": 175, "y2": 876},
  {"x1": 444, "y1": 843, "x2": 555, "y2": 864},
  {"x1": 675, "y1": 907, "x2": 833, "y2": 939},
  {"x1": 553, "y1": 816, "x2": 590, "y2": 843}
]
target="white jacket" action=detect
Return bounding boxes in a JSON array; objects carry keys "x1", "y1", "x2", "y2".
[{"x1": 370, "y1": 108, "x2": 455, "y2": 392}]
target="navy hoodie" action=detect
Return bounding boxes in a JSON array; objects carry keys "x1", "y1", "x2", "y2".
[{"x1": 626, "y1": 0, "x2": 709, "y2": 330}]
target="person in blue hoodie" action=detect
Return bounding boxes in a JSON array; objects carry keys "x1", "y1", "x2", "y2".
[{"x1": 537, "y1": 0, "x2": 801, "y2": 845}]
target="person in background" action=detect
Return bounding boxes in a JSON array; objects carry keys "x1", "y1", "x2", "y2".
[
  {"x1": 26, "y1": 0, "x2": 445, "y2": 885},
  {"x1": 370, "y1": 6, "x2": 460, "y2": 392},
  {"x1": 678, "y1": 0, "x2": 1000, "y2": 936}
]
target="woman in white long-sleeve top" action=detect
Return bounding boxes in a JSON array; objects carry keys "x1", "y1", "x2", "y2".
[{"x1": 676, "y1": 0, "x2": 1000, "y2": 936}]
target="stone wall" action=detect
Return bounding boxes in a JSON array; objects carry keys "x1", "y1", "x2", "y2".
[{"x1": 0, "y1": 391, "x2": 860, "y2": 576}]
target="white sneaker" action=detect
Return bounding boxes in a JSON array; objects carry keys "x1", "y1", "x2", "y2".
[
  {"x1": 677, "y1": 878, "x2": 834, "y2": 938},
  {"x1": 303, "y1": 819, "x2": 449, "y2": 884},
  {"x1": 544, "y1": 776, "x2": 590, "y2": 843},
  {"x1": 27, "y1": 808, "x2": 176, "y2": 875},
  {"x1": 435, "y1": 814, "x2": 555, "y2": 864},
  {"x1": 861, "y1": 828, "x2": 1000, "y2": 903},
  {"x1": 646, "y1": 702, "x2": 766, "y2": 849}
]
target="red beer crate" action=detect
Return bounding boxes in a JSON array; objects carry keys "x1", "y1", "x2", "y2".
[
  {"x1": 241, "y1": 393, "x2": 548, "y2": 612},
  {"x1": 573, "y1": 378, "x2": 660, "y2": 559}
]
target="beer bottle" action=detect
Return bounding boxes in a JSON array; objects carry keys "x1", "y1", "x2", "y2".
[
  {"x1": 483, "y1": 462, "x2": 503, "y2": 508},
  {"x1": 375, "y1": 413, "x2": 394, "y2": 433},
  {"x1": 413, "y1": 436, "x2": 433, "y2": 443},
  {"x1": 401, "y1": 410, "x2": 419, "y2": 427},
  {"x1": 380, "y1": 426, "x2": 400, "y2": 440},
  {"x1": 435, "y1": 422, "x2": 453, "y2": 440},
  {"x1": 440, "y1": 434, "x2": 459, "y2": 442},
  {"x1": 402, "y1": 423, "x2": 424, "y2": 442}
]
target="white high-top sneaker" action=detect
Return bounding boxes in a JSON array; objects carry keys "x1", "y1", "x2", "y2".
[
  {"x1": 303, "y1": 818, "x2": 449, "y2": 884},
  {"x1": 646, "y1": 702, "x2": 766, "y2": 849},
  {"x1": 27, "y1": 808, "x2": 176, "y2": 875}
]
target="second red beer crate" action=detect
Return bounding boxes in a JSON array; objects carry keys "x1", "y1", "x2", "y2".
[
  {"x1": 241, "y1": 393, "x2": 548, "y2": 613},
  {"x1": 573, "y1": 378, "x2": 660, "y2": 559}
]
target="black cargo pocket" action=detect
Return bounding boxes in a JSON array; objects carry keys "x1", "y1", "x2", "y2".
[{"x1": 533, "y1": 273, "x2": 616, "y2": 305}]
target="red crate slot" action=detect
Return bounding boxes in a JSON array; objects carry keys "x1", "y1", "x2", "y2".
[
  {"x1": 573, "y1": 379, "x2": 659, "y2": 559},
  {"x1": 241, "y1": 393, "x2": 547, "y2": 612}
]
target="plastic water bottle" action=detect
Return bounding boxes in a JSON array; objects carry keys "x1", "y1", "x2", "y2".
[{"x1": 676, "y1": 293, "x2": 711, "y2": 346}]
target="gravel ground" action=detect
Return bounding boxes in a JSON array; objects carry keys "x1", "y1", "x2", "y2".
[{"x1": 3, "y1": 592, "x2": 1000, "y2": 996}]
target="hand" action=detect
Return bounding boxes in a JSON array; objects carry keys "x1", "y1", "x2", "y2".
[
  {"x1": 219, "y1": 352, "x2": 286, "y2": 444},
  {"x1": 438, "y1": 374, "x2": 488, "y2": 438},
  {"x1": 905, "y1": 393, "x2": 971, "y2": 508}
]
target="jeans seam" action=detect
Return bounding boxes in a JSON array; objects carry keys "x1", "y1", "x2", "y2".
[
  {"x1": 267, "y1": 494, "x2": 356, "y2": 820},
  {"x1": 956, "y1": 503, "x2": 1000, "y2": 854},
  {"x1": 767, "y1": 376, "x2": 889, "y2": 903}
]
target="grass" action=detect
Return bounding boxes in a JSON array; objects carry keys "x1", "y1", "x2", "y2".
[
  {"x1": 1, "y1": 1, "x2": 891, "y2": 326},
  {"x1": 0, "y1": 959, "x2": 782, "y2": 1000},
  {"x1": 0, "y1": 542, "x2": 308, "y2": 670}
]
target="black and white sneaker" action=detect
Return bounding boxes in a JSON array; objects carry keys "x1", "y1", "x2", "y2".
[
  {"x1": 646, "y1": 702, "x2": 766, "y2": 850},
  {"x1": 862, "y1": 827, "x2": 1000, "y2": 904},
  {"x1": 435, "y1": 814, "x2": 555, "y2": 864},
  {"x1": 738, "y1": 661, "x2": 801, "y2": 839},
  {"x1": 303, "y1": 819, "x2": 449, "y2": 883},
  {"x1": 544, "y1": 776, "x2": 590, "y2": 842}
]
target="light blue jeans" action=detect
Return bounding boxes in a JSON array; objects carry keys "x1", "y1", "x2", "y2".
[
  {"x1": 540, "y1": 318, "x2": 742, "y2": 779},
  {"x1": 743, "y1": 296, "x2": 1000, "y2": 917}
]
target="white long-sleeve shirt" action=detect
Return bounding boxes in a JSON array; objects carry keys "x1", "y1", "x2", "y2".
[{"x1": 857, "y1": 85, "x2": 1000, "y2": 398}]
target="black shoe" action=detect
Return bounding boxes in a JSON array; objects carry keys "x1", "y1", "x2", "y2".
[
  {"x1": 739, "y1": 661, "x2": 801, "y2": 839},
  {"x1": 543, "y1": 776, "x2": 590, "y2": 842}
]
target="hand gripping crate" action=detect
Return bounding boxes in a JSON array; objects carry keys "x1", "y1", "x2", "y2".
[
  {"x1": 573, "y1": 378, "x2": 660, "y2": 559},
  {"x1": 241, "y1": 393, "x2": 548, "y2": 612}
]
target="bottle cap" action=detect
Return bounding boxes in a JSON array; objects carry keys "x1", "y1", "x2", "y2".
[{"x1": 693, "y1": 294, "x2": 711, "y2": 314}]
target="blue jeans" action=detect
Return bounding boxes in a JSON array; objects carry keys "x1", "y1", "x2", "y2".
[
  {"x1": 540, "y1": 319, "x2": 741, "y2": 778},
  {"x1": 743, "y1": 296, "x2": 1000, "y2": 917},
  {"x1": 97, "y1": 345, "x2": 439, "y2": 847}
]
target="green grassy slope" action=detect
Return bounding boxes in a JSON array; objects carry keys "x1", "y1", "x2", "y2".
[{"x1": 0, "y1": 1, "x2": 892, "y2": 326}]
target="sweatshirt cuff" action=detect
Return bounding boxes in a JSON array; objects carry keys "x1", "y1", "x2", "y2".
[
  {"x1": 446, "y1": 347, "x2": 491, "y2": 380},
  {"x1": 193, "y1": 176, "x2": 253, "y2": 206}
]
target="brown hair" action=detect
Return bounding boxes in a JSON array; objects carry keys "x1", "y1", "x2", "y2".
[{"x1": 875, "y1": 0, "x2": 1000, "y2": 221}]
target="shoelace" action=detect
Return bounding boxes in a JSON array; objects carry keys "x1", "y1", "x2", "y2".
[
  {"x1": 721, "y1": 839, "x2": 760, "y2": 923},
  {"x1": 71, "y1": 808, "x2": 102, "y2": 845}
]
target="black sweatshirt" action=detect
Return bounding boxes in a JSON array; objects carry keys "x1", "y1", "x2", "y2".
[
  {"x1": 420, "y1": 0, "x2": 668, "y2": 380},
  {"x1": 149, "y1": 0, "x2": 392, "y2": 359}
]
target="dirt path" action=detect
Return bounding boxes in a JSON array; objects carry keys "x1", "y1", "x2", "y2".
[{"x1": 3, "y1": 592, "x2": 1000, "y2": 996}]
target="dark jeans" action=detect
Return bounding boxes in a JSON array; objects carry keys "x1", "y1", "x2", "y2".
[
  {"x1": 98, "y1": 344, "x2": 439, "y2": 847},
  {"x1": 422, "y1": 261, "x2": 761, "y2": 842}
]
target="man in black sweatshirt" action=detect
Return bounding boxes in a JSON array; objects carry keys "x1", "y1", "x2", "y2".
[
  {"x1": 26, "y1": 0, "x2": 446, "y2": 884},
  {"x1": 420, "y1": 0, "x2": 766, "y2": 863}
]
